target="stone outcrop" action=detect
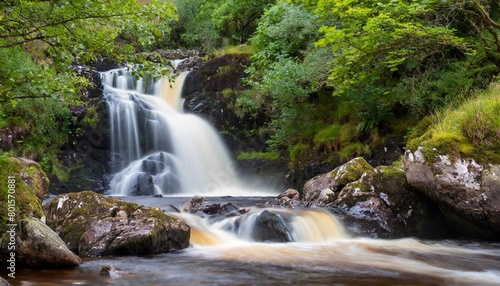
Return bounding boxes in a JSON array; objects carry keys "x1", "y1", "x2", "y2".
[
  {"x1": 49, "y1": 99, "x2": 112, "y2": 195},
  {"x1": 404, "y1": 147, "x2": 500, "y2": 239},
  {"x1": 44, "y1": 191, "x2": 190, "y2": 257},
  {"x1": 267, "y1": 157, "x2": 447, "y2": 238},
  {"x1": 183, "y1": 195, "x2": 248, "y2": 221},
  {"x1": 0, "y1": 218, "x2": 81, "y2": 268}
]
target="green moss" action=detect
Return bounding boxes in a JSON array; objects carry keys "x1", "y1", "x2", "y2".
[
  {"x1": 406, "y1": 81, "x2": 500, "y2": 164},
  {"x1": 339, "y1": 142, "x2": 371, "y2": 161},
  {"x1": 0, "y1": 156, "x2": 45, "y2": 233},
  {"x1": 314, "y1": 124, "x2": 341, "y2": 144},
  {"x1": 237, "y1": 151, "x2": 279, "y2": 160},
  {"x1": 339, "y1": 122, "x2": 359, "y2": 147}
]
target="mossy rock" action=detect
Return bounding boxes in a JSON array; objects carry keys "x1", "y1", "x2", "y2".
[
  {"x1": 44, "y1": 191, "x2": 190, "y2": 256},
  {"x1": 336, "y1": 180, "x2": 374, "y2": 208},
  {"x1": 0, "y1": 157, "x2": 47, "y2": 233},
  {"x1": 303, "y1": 157, "x2": 374, "y2": 201}
]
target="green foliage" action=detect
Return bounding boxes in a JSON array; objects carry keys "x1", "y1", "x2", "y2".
[
  {"x1": 407, "y1": 82, "x2": 500, "y2": 164},
  {"x1": 0, "y1": 0, "x2": 177, "y2": 65},
  {"x1": 213, "y1": 44, "x2": 256, "y2": 56},
  {"x1": 313, "y1": 0, "x2": 499, "y2": 132},
  {"x1": 237, "y1": 151, "x2": 279, "y2": 160},
  {"x1": 249, "y1": 1, "x2": 320, "y2": 71},
  {"x1": 314, "y1": 124, "x2": 341, "y2": 145},
  {"x1": 0, "y1": 0, "x2": 178, "y2": 160},
  {"x1": 168, "y1": 0, "x2": 274, "y2": 51},
  {"x1": 169, "y1": 0, "x2": 222, "y2": 50}
]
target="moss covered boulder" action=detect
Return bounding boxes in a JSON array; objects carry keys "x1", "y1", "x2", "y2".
[
  {"x1": 334, "y1": 166, "x2": 447, "y2": 238},
  {"x1": 44, "y1": 191, "x2": 190, "y2": 257},
  {"x1": 0, "y1": 157, "x2": 47, "y2": 234},
  {"x1": 299, "y1": 157, "x2": 447, "y2": 238},
  {"x1": 404, "y1": 147, "x2": 500, "y2": 239},
  {"x1": 303, "y1": 157, "x2": 374, "y2": 205}
]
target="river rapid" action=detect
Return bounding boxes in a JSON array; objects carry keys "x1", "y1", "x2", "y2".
[{"x1": 4, "y1": 196, "x2": 500, "y2": 286}]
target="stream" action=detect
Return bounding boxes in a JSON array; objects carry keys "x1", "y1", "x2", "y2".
[{"x1": 4, "y1": 196, "x2": 500, "y2": 286}]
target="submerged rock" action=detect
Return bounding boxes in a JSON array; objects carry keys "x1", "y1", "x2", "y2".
[
  {"x1": 404, "y1": 147, "x2": 500, "y2": 239},
  {"x1": 0, "y1": 218, "x2": 81, "y2": 268},
  {"x1": 44, "y1": 191, "x2": 190, "y2": 256},
  {"x1": 252, "y1": 210, "x2": 292, "y2": 242},
  {"x1": 100, "y1": 265, "x2": 123, "y2": 278}
]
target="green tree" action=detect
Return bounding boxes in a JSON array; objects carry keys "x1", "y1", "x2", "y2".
[
  {"x1": 210, "y1": 0, "x2": 275, "y2": 45},
  {"x1": 314, "y1": 0, "x2": 500, "y2": 131},
  {"x1": 249, "y1": 0, "x2": 320, "y2": 72},
  {"x1": 0, "y1": 0, "x2": 177, "y2": 158},
  {"x1": 168, "y1": 0, "x2": 222, "y2": 50}
]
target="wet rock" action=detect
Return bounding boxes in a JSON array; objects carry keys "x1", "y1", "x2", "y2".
[
  {"x1": 44, "y1": 191, "x2": 190, "y2": 256},
  {"x1": 130, "y1": 173, "x2": 155, "y2": 196},
  {"x1": 303, "y1": 157, "x2": 374, "y2": 204},
  {"x1": 295, "y1": 157, "x2": 448, "y2": 238},
  {"x1": 184, "y1": 195, "x2": 242, "y2": 216},
  {"x1": 200, "y1": 202, "x2": 240, "y2": 216},
  {"x1": 252, "y1": 211, "x2": 292, "y2": 242},
  {"x1": 332, "y1": 166, "x2": 447, "y2": 238},
  {"x1": 49, "y1": 150, "x2": 109, "y2": 195},
  {"x1": 404, "y1": 147, "x2": 500, "y2": 239},
  {"x1": 184, "y1": 195, "x2": 207, "y2": 212},
  {"x1": 100, "y1": 265, "x2": 123, "y2": 278},
  {"x1": 0, "y1": 217, "x2": 81, "y2": 268},
  {"x1": 264, "y1": 189, "x2": 301, "y2": 208}
]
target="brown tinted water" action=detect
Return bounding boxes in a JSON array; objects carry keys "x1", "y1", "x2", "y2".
[{"x1": 4, "y1": 196, "x2": 498, "y2": 286}]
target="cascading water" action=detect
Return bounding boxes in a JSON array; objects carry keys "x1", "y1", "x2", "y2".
[
  {"x1": 175, "y1": 208, "x2": 348, "y2": 247},
  {"x1": 102, "y1": 68, "x2": 259, "y2": 196}
]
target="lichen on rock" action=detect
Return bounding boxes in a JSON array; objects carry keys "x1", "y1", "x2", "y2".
[
  {"x1": 404, "y1": 147, "x2": 500, "y2": 239},
  {"x1": 44, "y1": 191, "x2": 190, "y2": 256}
]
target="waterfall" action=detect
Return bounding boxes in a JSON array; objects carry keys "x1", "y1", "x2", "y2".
[{"x1": 102, "y1": 68, "x2": 254, "y2": 196}]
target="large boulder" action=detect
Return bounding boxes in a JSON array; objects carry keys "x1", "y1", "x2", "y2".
[
  {"x1": 289, "y1": 157, "x2": 447, "y2": 238},
  {"x1": 251, "y1": 210, "x2": 292, "y2": 242},
  {"x1": 44, "y1": 191, "x2": 190, "y2": 256},
  {"x1": 404, "y1": 147, "x2": 500, "y2": 239},
  {"x1": 0, "y1": 157, "x2": 47, "y2": 234},
  {"x1": 303, "y1": 157, "x2": 374, "y2": 206},
  {"x1": 0, "y1": 217, "x2": 81, "y2": 268},
  {"x1": 333, "y1": 166, "x2": 447, "y2": 238}
]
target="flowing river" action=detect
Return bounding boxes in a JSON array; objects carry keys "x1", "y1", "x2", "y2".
[{"x1": 5, "y1": 196, "x2": 500, "y2": 286}]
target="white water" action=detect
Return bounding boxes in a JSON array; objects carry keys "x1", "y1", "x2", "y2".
[
  {"x1": 171, "y1": 207, "x2": 500, "y2": 286},
  {"x1": 102, "y1": 68, "x2": 269, "y2": 196},
  {"x1": 175, "y1": 208, "x2": 348, "y2": 247}
]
